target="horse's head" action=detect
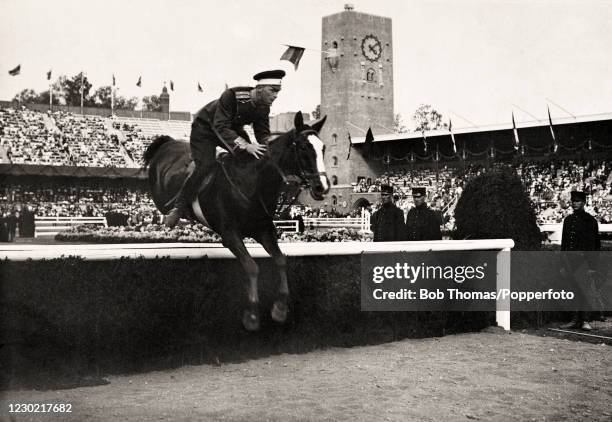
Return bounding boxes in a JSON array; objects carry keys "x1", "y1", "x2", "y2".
[{"x1": 289, "y1": 111, "x2": 329, "y2": 200}]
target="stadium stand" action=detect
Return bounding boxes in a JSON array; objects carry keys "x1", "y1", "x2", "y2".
[{"x1": 1, "y1": 105, "x2": 611, "y2": 235}]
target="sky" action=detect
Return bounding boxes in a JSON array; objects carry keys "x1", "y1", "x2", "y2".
[{"x1": 1, "y1": 0, "x2": 611, "y2": 130}]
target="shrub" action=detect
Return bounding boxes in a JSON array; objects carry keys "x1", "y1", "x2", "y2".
[{"x1": 454, "y1": 166, "x2": 541, "y2": 251}]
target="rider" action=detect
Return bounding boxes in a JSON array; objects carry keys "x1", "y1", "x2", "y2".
[{"x1": 165, "y1": 69, "x2": 286, "y2": 228}]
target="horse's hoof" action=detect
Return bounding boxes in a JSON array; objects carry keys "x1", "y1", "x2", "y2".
[
  {"x1": 242, "y1": 310, "x2": 260, "y2": 331},
  {"x1": 271, "y1": 301, "x2": 288, "y2": 323}
]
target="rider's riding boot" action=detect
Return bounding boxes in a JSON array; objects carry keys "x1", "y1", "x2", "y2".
[{"x1": 165, "y1": 166, "x2": 207, "y2": 228}]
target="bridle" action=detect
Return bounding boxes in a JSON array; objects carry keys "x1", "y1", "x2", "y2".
[
  {"x1": 271, "y1": 128, "x2": 327, "y2": 187},
  {"x1": 260, "y1": 128, "x2": 327, "y2": 217}
]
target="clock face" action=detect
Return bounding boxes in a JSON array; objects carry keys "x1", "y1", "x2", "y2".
[{"x1": 361, "y1": 34, "x2": 382, "y2": 62}]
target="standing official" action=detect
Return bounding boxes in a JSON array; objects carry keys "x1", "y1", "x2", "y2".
[
  {"x1": 561, "y1": 190, "x2": 601, "y2": 331},
  {"x1": 405, "y1": 187, "x2": 442, "y2": 241},
  {"x1": 370, "y1": 185, "x2": 405, "y2": 242},
  {"x1": 165, "y1": 70, "x2": 285, "y2": 228}
]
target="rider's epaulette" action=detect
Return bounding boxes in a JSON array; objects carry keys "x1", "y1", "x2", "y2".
[{"x1": 232, "y1": 86, "x2": 253, "y2": 103}]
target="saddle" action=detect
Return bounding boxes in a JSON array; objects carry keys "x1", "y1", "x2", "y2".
[{"x1": 164, "y1": 148, "x2": 249, "y2": 222}]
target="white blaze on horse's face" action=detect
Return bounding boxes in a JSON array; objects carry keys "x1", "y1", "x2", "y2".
[{"x1": 307, "y1": 134, "x2": 329, "y2": 192}]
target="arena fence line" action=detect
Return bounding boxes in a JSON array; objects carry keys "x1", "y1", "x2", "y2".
[{"x1": 34, "y1": 216, "x2": 108, "y2": 238}]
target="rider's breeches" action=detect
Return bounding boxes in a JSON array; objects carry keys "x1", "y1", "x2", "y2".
[{"x1": 176, "y1": 121, "x2": 218, "y2": 206}]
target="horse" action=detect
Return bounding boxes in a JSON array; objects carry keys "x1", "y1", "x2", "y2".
[{"x1": 143, "y1": 111, "x2": 328, "y2": 330}]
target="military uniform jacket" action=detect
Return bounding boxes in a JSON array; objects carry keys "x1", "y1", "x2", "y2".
[
  {"x1": 561, "y1": 210, "x2": 600, "y2": 251},
  {"x1": 370, "y1": 203, "x2": 405, "y2": 242},
  {"x1": 405, "y1": 205, "x2": 442, "y2": 241},
  {"x1": 194, "y1": 87, "x2": 271, "y2": 147}
]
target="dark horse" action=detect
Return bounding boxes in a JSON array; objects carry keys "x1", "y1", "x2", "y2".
[{"x1": 143, "y1": 112, "x2": 328, "y2": 330}]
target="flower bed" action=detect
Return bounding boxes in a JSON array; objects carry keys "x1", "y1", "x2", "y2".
[{"x1": 55, "y1": 224, "x2": 371, "y2": 243}]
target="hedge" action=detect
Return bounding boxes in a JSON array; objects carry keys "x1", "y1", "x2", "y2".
[{"x1": 0, "y1": 255, "x2": 492, "y2": 390}]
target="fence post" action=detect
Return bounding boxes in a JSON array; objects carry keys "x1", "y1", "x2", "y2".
[{"x1": 496, "y1": 247, "x2": 511, "y2": 330}]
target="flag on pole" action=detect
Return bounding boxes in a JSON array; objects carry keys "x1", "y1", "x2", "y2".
[
  {"x1": 8, "y1": 65, "x2": 21, "y2": 76},
  {"x1": 47, "y1": 69, "x2": 52, "y2": 80},
  {"x1": 364, "y1": 127, "x2": 374, "y2": 159},
  {"x1": 280, "y1": 45, "x2": 306, "y2": 70},
  {"x1": 512, "y1": 111, "x2": 520, "y2": 150},
  {"x1": 136, "y1": 76, "x2": 142, "y2": 87},
  {"x1": 197, "y1": 82, "x2": 203, "y2": 92},
  {"x1": 170, "y1": 80, "x2": 174, "y2": 91},
  {"x1": 547, "y1": 106, "x2": 555, "y2": 141},
  {"x1": 548, "y1": 106, "x2": 558, "y2": 152},
  {"x1": 449, "y1": 119, "x2": 457, "y2": 154},
  {"x1": 346, "y1": 132, "x2": 352, "y2": 160}
]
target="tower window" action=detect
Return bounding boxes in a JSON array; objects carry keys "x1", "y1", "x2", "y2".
[
  {"x1": 332, "y1": 133, "x2": 337, "y2": 144},
  {"x1": 332, "y1": 195, "x2": 338, "y2": 205},
  {"x1": 332, "y1": 156, "x2": 338, "y2": 166},
  {"x1": 332, "y1": 175, "x2": 338, "y2": 185},
  {"x1": 366, "y1": 68, "x2": 375, "y2": 82}
]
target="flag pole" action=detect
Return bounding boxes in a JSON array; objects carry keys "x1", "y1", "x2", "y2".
[
  {"x1": 111, "y1": 76, "x2": 115, "y2": 116},
  {"x1": 80, "y1": 71, "x2": 84, "y2": 115}
]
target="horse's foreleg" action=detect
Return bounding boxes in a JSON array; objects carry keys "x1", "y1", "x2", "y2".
[
  {"x1": 257, "y1": 229, "x2": 289, "y2": 323},
  {"x1": 221, "y1": 231, "x2": 260, "y2": 331}
]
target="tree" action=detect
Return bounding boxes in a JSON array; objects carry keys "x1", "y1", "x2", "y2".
[
  {"x1": 60, "y1": 72, "x2": 93, "y2": 106},
  {"x1": 142, "y1": 95, "x2": 162, "y2": 111},
  {"x1": 91, "y1": 86, "x2": 113, "y2": 108},
  {"x1": 312, "y1": 104, "x2": 321, "y2": 120},
  {"x1": 36, "y1": 90, "x2": 61, "y2": 105},
  {"x1": 12, "y1": 89, "x2": 38, "y2": 104},
  {"x1": 393, "y1": 113, "x2": 408, "y2": 133},
  {"x1": 412, "y1": 104, "x2": 448, "y2": 132},
  {"x1": 115, "y1": 96, "x2": 139, "y2": 111}
]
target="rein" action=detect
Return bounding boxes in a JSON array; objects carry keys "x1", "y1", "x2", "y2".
[
  {"x1": 220, "y1": 128, "x2": 322, "y2": 219},
  {"x1": 258, "y1": 128, "x2": 320, "y2": 218}
]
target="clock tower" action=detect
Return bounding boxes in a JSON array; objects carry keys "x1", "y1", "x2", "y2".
[{"x1": 320, "y1": 4, "x2": 394, "y2": 189}]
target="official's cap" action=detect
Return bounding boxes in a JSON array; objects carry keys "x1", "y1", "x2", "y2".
[
  {"x1": 412, "y1": 187, "x2": 426, "y2": 197},
  {"x1": 253, "y1": 70, "x2": 286, "y2": 86},
  {"x1": 570, "y1": 191, "x2": 586, "y2": 202},
  {"x1": 380, "y1": 184, "x2": 393, "y2": 194}
]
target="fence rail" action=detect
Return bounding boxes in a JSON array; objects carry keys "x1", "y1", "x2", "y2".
[{"x1": 35, "y1": 216, "x2": 107, "y2": 238}]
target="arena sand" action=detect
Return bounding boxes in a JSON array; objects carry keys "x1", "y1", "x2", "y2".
[{"x1": 1, "y1": 328, "x2": 610, "y2": 421}]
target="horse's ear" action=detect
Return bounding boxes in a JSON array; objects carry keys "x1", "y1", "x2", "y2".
[
  {"x1": 294, "y1": 111, "x2": 304, "y2": 132},
  {"x1": 311, "y1": 115, "x2": 327, "y2": 133}
]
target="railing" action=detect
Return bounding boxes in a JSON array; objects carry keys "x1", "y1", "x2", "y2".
[
  {"x1": 273, "y1": 220, "x2": 299, "y2": 232},
  {"x1": 274, "y1": 209, "x2": 371, "y2": 233},
  {"x1": 539, "y1": 223, "x2": 612, "y2": 244},
  {"x1": 35, "y1": 216, "x2": 108, "y2": 238}
]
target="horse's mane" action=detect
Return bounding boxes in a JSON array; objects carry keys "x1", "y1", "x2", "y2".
[{"x1": 143, "y1": 135, "x2": 174, "y2": 168}]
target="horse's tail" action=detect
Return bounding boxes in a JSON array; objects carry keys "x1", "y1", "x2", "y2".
[{"x1": 142, "y1": 135, "x2": 175, "y2": 168}]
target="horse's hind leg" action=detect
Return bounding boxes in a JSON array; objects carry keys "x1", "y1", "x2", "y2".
[
  {"x1": 256, "y1": 228, "x2": 289, "y2": 324},
  {"x1": 221, "y1": 230, "x2": 261, "y2": 331}
]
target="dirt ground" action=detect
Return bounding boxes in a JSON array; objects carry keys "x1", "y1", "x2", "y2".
[{"x1": 1, "y1": 326, "x2": 610, "y2": 422}]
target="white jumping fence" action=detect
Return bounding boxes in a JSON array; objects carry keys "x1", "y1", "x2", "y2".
[{"x1": 35, "y1": 216, "x2": 108, "y2": 238}]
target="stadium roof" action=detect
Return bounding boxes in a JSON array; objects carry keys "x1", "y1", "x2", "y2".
[{"x1": 350, "y1": 112, "x2": 612, "y2": 144}]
